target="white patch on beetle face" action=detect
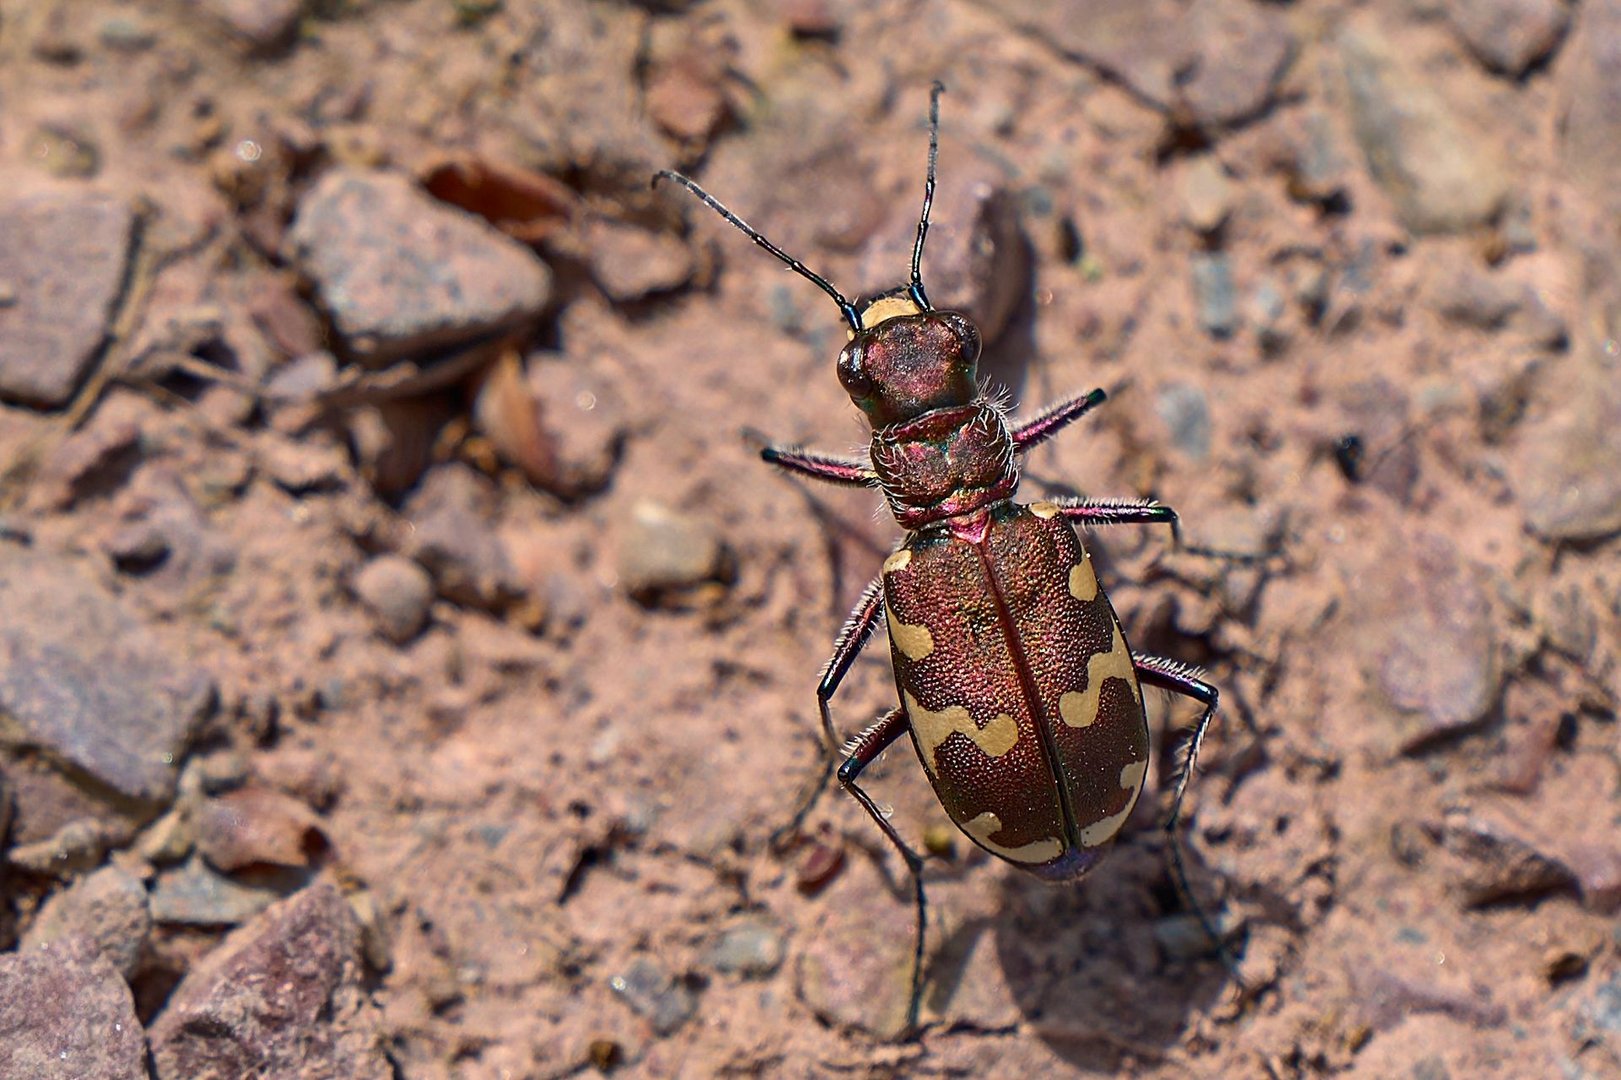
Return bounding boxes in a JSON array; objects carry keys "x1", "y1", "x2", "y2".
[
  {"x1": 882, "y1": 548, "x2": 913, "y2": 574},
  {"x1": 1029, "y1": 501, "x2": 1060, "y2": 520},
  {"x1": 962, "y1": 811, "x2": 1064, "y2": 864},
  {"x1": 1058, "y1": 623, "x2": 1141, "y2": 728},
  {"x1": 905, "y1": 691, "x2": 1018, "y2": 776},
  {"x1": 857, "y1": 295, "x2": 923, "y2": 333}
]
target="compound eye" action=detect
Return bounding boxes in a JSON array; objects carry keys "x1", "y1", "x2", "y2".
[
  {"x1": 836, "y1": 339, "x2": 875, "y2": 398},
  {"x1": 940, "y1": 312, "x2": 982, "y2": 362}
]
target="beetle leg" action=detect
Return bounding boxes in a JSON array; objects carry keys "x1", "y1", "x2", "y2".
[
  {"x1": 1052, "y1": 497, "x2": 1280, "y2": 566},
  {"x1": 1134, "y1": 654, "x2": 1240, "y2": 975},
  {"x1": 746, "y1": 427, "x2": 878, "y2": 487},
  {"x1": 816, "y1": 574, "x2": 887, "y2": 751},
  {"x1": 1010, "y1": 388, "x2": 1108, "y2": 450},
  {"x1": 837, "y1": 706, "x2": 928, "y2": 1036},
  {"x1": 771, "y1": 573, "x2": 886, "y2": 849},
  {"x1": 1049, "y1": 496, "x2": 1182, "y2": 545}
]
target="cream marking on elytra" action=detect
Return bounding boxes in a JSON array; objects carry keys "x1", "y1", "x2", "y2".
[
  {"x1": 963, "y1": 811, "x2": 1064, "y2": 864},
  {"x1": 1058, "y1": 623, "x2": 1141, "y2": 728},
  {"x1": 1078, "y1": 759, "x2": 1149, "y2": 846},
  {"x1": 1029, "y1": 501, "x2": 1059, "y2": 520},
  {"x1": 886, "y1": 608, "x2": 935, "y2": 661},
  {"x1": 1068, "y1": 555, "x2": 1098, "y2": 602},
  {"x1": 905, "y1": 690, "x2": 1018, "y2": 776},
  {"x1": 882, "y1": 548, "x2": 913, "y2": 574}
]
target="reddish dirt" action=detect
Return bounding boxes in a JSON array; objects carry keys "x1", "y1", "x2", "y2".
[{"x1": 3, "y1": 1, "x2": 1620, "y2": 1078}]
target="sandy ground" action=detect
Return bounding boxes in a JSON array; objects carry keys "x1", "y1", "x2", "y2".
[{"x1": 2, "y1": 0, "x2": 1621, "y2": 1077}]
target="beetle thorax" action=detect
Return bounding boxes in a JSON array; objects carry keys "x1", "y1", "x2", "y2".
[{"x1": 870, "y1": 399, "x2": 1018, "y2": 529}]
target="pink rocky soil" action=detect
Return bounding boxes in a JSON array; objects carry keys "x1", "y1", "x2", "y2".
[{"x1": 1, "y1": 1, "x2": 1620, "y2": 1077}]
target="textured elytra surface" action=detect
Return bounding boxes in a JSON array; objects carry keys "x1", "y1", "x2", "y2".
[
  {"x1": 1, "y1": 0, "x2": 1620, "y2": 1077},
  {"x1": 887, "y1": 504, "x2": 1148, "y2": 872}
]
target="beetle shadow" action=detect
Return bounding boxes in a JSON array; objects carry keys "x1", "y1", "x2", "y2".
[
  {"x1": 980, "y1": 271, "x2": 1041, "y2": 412},
  {"x1": 982, "y1": 828, "x2": 1234, "y2": 1070}
]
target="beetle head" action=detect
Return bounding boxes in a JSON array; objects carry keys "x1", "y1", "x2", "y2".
[{"x1": 838, "y1": 292, "x2": 981, "y2": 427}]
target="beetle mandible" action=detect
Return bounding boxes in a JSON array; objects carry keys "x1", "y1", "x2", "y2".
[{"x1": 656, "y1": 82, "x2": 1224, "y2": 1033}]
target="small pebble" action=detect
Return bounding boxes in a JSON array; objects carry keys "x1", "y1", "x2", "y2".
[
  {"x1": 609, "y1": 957, "x2": 697, "y2": 1036},
  {"x1": 353, "y1": 555, "x2": 434, "y2": 643},
  {"x1": 1190, "y1": 252, "x2": 1239, "y2": 338},
  {"x1": 794, "y1": 828, "x2": 846, "y2": 893},
  {"x1": 616, "y1": 499, "x2": 732, "y2": 606},
  {"x1": 1157, "y1": 381, "x2": 1214, "y2": 460},
  {"x1": 1447, "y1": 0, "x2": 1570, "y2": 77},
  {"x1": 1179, "y1": 156, "x2": 1233, "y2": 234},
  {"x1": 704, "y1": 917, "x2": 786, "y2": 978}
]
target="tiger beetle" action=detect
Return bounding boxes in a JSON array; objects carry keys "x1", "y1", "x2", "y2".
[{"x1": 656, "y1": 83, "x2": 1227, "y2": 1034}]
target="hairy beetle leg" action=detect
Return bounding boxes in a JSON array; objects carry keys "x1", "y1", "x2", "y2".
[
  {"x1": 770, "y1": 574, "x2": 885, "y2": 851},
  {"x1": 1134, "y1": 654, "x2": 1242, "y2": 980},
  {"x1": 838, "y1": 706, "x2": 927, "y2": 1037},
  {"x1": 750, "y1": 428, "x2": 878, "y2": 488},
  {"x1": 1011, "y1": 387, "x2": 1108, "y2": 451}
]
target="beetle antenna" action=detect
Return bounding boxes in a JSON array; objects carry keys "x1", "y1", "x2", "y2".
[
  {"x1": 653, "y1": 169, "x2": 862, "y2": 331},
  {"x1": 907, "y1": 81, "x2": 945, "y2": 312}
]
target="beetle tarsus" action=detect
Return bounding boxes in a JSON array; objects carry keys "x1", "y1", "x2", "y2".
[
  {"x1": 1136, "y1": 655, "x2": 1243, "y2": 980},
  {"x1": 838, "y1": 706, "x2": 929, "y2": 1036}
]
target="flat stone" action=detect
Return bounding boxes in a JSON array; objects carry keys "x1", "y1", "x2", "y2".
[
  {"x1": 149, "y1": 881, "x2": 391, "y2": 1080},
  {"x1": 0, "y1": 551, "x2": 214, "y2": 806},
  {"x1": 3, "y1": 758, "x2": 124, "y2": 846},
  {"x1": 1339, "y1": 18, "x2": 1511, "y2": 233},
  {"x1": 795, "y1": 857, "x2": 916, "y2": 1040},
  {"x1": 1368, "y1": 531, "x2": 1501, "y2": 751},
  {"x1": 260, "y1": 431, "x2": 349, "y2": 494},
  {"x1": 1157, "y1": 381, "x2": 1213, "y2": 459},
  {"x1": 609, "y1": 957, "x2": 698, "y2": 1036},
  {"x1": 586, "y1": 217, "x2": 696, "y2": 302},
  {"x1": 1441, "y1": 808, "x2": 1577, "y2": 906},
  {"x1": 1561, "y1": 0, "x2": 1621, "y2": 212},
  {"x1": 983, "y1": 0, "x2": 1293, "y2": 129},
  {"x1": 403, "y1": 463, "x2": 520, "y2": 611},
  {"x1": 24, "y1": 865, "x2": 151, "y2": 979},
  {"x1": 149, "y1": 855, "x2": 283, "y2": 927},
  {"x1": 615, "y1": 498, "x2": 732, "y2": 606},
  {"x1": 0, "y1": 937, "x2": 147, "y2": 1080},
  {"x1": 287, "y1": 169, "x2": 551, "y2": 366},
  {"x1": 1430, "y1": 265, "x2": 1524, "y2": 329},
  {"x1": 1447, "y1": 0, "x2": 1570, "y2": 77},
  {"x1": 471, "y1": 350, "x2": 628, "y2": 500},
  {"x1": 1509, "y1": 345, "x2": 1621, "y2": 541},
  {"x1": 1190, "y1": 252, "x2": 1239, "y2": 339},
  {"x1": 703, "y1": 916, "x2": 786, "y2": 978},
  {"x1": 0, "y1": 191, "x2": 136, "y2": 408},
  {"x1": 7, "y1": 818, "x2": 105, "y2": 877},
  {"x1": 203, "y1": 0, "x2": 302, "y2": 52}
]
